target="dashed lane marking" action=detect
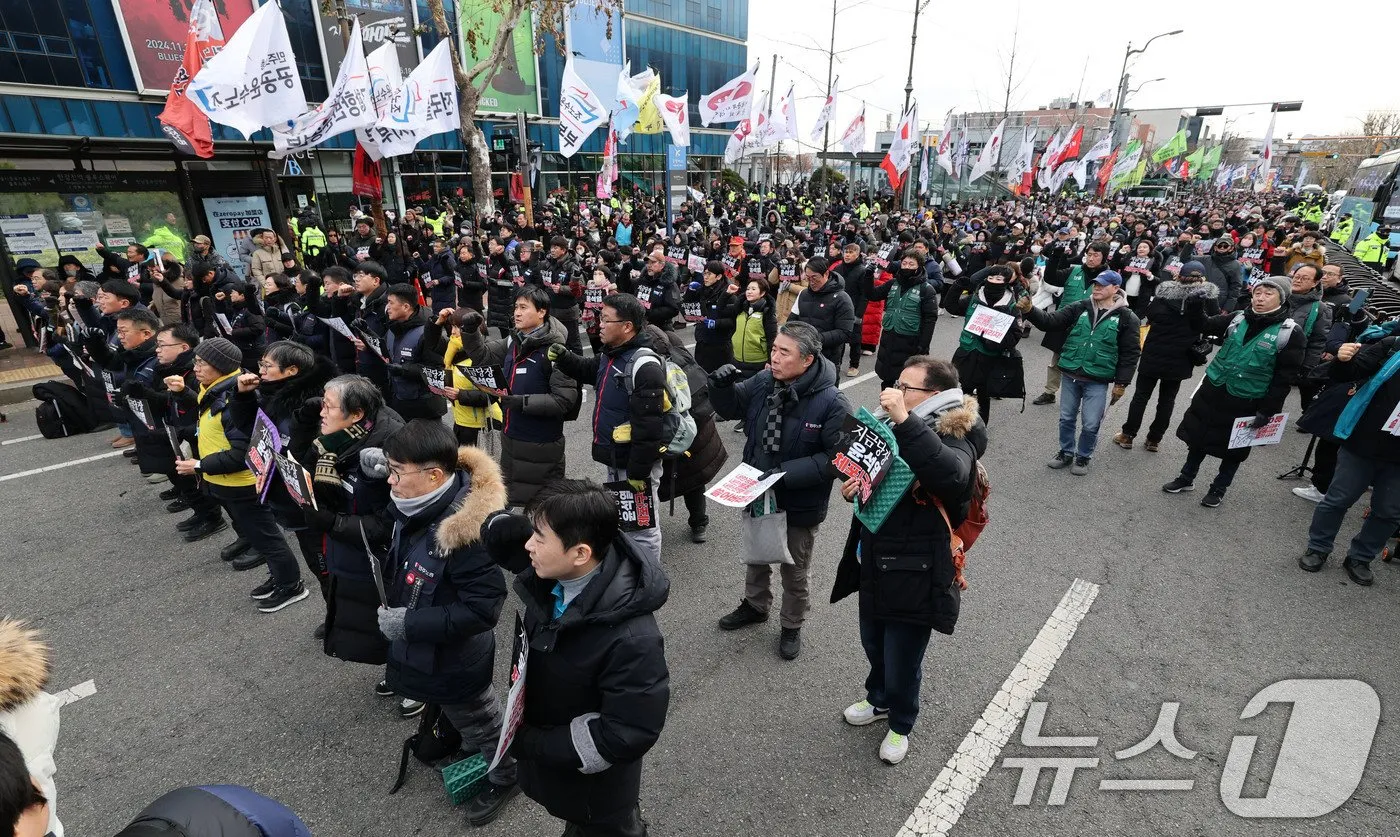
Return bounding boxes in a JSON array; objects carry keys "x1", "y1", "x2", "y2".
[{"x1": 0, "y1": 450, "x2": 125, "y2": 483}]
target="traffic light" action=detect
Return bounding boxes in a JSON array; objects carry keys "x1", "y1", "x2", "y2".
[
  {"x1": 1271, "y1": 101, "x2": 1303, "y2": 112},
  {"x1": 1195, "y1": 107, "x2": 1225, "y2": 117},
  {"x1": 489, "y1": 133, "x2": 517, "y2": 171}
]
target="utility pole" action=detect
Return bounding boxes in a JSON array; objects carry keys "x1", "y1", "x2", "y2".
[
  {"x1": 899, "y1": 0, "x2": 920, "y2": 210},
  {"x1": 821, "y1": 0, "x2": 837, "y2": 200},
  {"x1": 1110, "y1": 30, "x2": 1183, "y2": 152}
]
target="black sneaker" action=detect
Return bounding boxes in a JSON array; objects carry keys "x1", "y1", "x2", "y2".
[
  {"x1": 718, "y1": 600, "x2": 768, "y2": 630},
  {"x1": 1344, "y1": 559, "x2": 1375, "y2": 586},
  {"x1": 1033, "y1": 393, "x2": 1055, "y2": 406},
  {"x1": 1161, "y1": 477, "x2": 1194, "y2": 494},
  {"x1": 166, "y1": 498, "x2": 190, "y2": 514},
  {"x1": 779, "y1": 627, "x2": 802, "y2": 660},
  {"x1": 231, "y1": 551, "x2": 266, "y2": 571},
  {"x1": 159, "y1": 486, "x2": 181, "y2": 501},
  {"x1": 123, "y1": 448, "x2": 138, "y2": 459},
  {"x1": 182, "y1": 517, "x2": 228, "y2": 543},
  {"x1": 257, "y1": 581, "x2": 309, "y2": 613},
  {"x1": 176, "y1": 512, "x2": 207, "y2": 532},
  {"x1": 375, "y1": 680, "x2": 395, "y2": 698},
  {"x1": 1200, "y1": 491, "x2": 1224, "y2": 508},
  {"x1": 1046, "y1": 451, "x2": 1073, "y2": 470},
  {"x1": 399, "y1": 698, "x2": 426, "y2": 718},
  {"x1": 1070, "y1": 456, "x2": 1091, "y2": 476},
  {"x1": 464, "y1": 782, "x2": 521, "y2": 826},
  {"x1": 1298, "y1": 549, "x2": 1329, "y2": 572},
  {"x1": 249, "y1": 577, "x2": 278, "y2": 600},
  {"x1": 690, "y1": 523, "x2": 708, "y2": 544},
  {"x1": 220, "y1": 537, "x2": 252, "y2": 562}
]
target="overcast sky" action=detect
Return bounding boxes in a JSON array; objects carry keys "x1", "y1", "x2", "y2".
[{"x1": 745, "y1": 0, "x2": 1399, "y2": 148}]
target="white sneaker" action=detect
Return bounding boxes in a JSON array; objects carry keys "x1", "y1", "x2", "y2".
[
  {"x1": 879, "y1": 731, "x2": 909, "y2": 764},
  {"x1": 843, "y1": 700, "x2": 890, "y2": 726},
  {"x1": 1292, "y1": 485, "x2": 1325, "y2": 503},
  {"x1": 399, "y1": 698, "x2": 426, "y2": 718}
]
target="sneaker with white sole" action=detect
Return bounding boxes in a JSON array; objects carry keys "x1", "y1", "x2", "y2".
[
  {"x1": 879, "y1": 731, "x2": 909, "y2": 764},
  {"x1": 1292, "y1": 485, "x2": 1325, "y2": 503},
  {"x1": 256, "y1": 581, "x2": 308, "y2": 613},
  {"x1": 843, "y1": 700, "x2": 890, "y2": 726},
  {"x1": 249, "y1": 577, "x2": 277, "y2": 600},
  {"x1": 400, "y1": 698, "x2": 426, "y2": 718}
]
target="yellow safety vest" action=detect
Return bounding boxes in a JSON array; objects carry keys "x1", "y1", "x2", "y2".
[
  {"x1": 443, "y1": 336, "x2": 502, "y2": 430},
  {"x1": 197, "y1": 373, "x2": 256, "y2": 488}
]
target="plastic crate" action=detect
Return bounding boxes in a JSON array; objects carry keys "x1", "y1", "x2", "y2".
[{"x1": 442, "y1": 753, "x2": 490, "y2": 804}]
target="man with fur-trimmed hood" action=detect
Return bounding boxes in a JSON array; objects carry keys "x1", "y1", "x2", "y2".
[
  {"x1": 374, "y1": 421, "x2": 518, "y2": 827},
  {"x1": 0, "y1": 619, "x2": 64, "y2": 836},
  {"x1": 830, "y1": 356, "x2": 987, "y2": 767}
]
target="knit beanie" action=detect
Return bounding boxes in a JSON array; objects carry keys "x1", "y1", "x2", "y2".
[
  {"x1": 194, "y1": 337, "x2": 243, "y2": 375},
  {"x1": 1257, "y1": 276, "x2": 1291, "y2": 306}
]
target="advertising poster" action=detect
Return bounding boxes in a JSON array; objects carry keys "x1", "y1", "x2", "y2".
[
  {"x1": 460, "y1": 1, "x2": 539, "y2": 114},
  {"x1": 1, "y1": 215, "x2": 59, "y2": 266},
  {"x1": 113, "y1": 0, "x2": 257, "y2": 95},
  {"x1": 201, "y1": 196, "x2": 272, "y2": 279},
  {"x1": 316, "y1": 0, "x2": 419, "y2": 88}
]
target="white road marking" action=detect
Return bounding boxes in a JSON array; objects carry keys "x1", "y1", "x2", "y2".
[
  {"x1": 0, "y1": 433, "x2": 44, "y2": 446},
  {"x1": 897, "y1": 578, "x2": 1101, "y2": 837},
  {"x1": 0, "y1": 449, "x2": 125, "y2": 483},
  {"x1": 840, "y1": 371, "x2": 879, "y2": 390},
  {"x1": 53, "y1": 679, "x2": 97, "y2": 707}
]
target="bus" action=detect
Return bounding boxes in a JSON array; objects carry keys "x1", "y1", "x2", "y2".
[{"x1": 1337, "y1": 149, "x2": 1400, "y2": 247}]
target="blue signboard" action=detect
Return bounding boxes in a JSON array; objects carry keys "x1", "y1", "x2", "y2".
[{"x1": 667, "y1": 145, "x2": 687, "y2": 172}]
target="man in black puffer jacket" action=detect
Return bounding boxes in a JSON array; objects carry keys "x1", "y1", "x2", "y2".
[
  {"x1": 830, "y1": 244, "x2": 874, "y2": 376},
  {"x1": 1199, "y1": 237, "x2": 1243, "y2": 313},
  {"x1": 480, "y1": 479, "x2": 670, "y2": 837},
  {"x1": 831, "y1": 356, "x2": 986, "y2": 766},
  {"x1": 377, "y1": 423, "x2": 519, "y2": 827},
  {"x1": 787, "y1": 256, "x2": 855, "y2": 368}
]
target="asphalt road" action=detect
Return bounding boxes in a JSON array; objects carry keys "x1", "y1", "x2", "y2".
[{"x1": 2, "y1": 315, "x2": 1397, "y2": 837}]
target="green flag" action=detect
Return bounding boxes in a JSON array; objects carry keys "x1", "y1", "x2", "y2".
[
  {"x1": 1184, "y1": 146, "x2": 1204, "y2": 176},
  {"x1": 1152, "y1": 129, "x2": 1188, "y2": 164},
  {"x1": 1197, "y1": 145, "x2": 1222, "y2": 179}
]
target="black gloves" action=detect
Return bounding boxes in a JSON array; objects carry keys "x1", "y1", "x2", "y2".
[
  {"x1": 481, "y1": 510, "x2": 533, "y2": 574},
  {"x1": 296, "y1": 396, "x2": 323, "y2": 427},
  {"x1": 710, "y1": 364, "x2": 740, "y2": 386},
  {"x1": 1251, "y1": 412, "x2": 1273, "y2": 429},
  {"x1": 497, "y1": 394, "x2": 524, "y2": 412},
  {"x1": 120, "y1": 380, "x2": 147, "y2": 399},
  {"x1": 303, "y1": 507, "x2": 337, "y2": 532}
]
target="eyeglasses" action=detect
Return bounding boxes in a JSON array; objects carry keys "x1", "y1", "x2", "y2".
[
  {"x1": 387, "y1": 465, "x2": 437, "y2": 480},
  {"x1": 156, "y1": 341, "x2": 186, "y2": 349},
  {"x1": 894, "y1": 381, "x2": 937, "y2": 393},
  {"x1": 256, "y1": 362, "x2": 280, "y2": 372}
]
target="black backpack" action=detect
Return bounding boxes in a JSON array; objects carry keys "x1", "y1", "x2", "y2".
[{"x1": 33, "y1": 381, "x2": 98, "y2": 438}]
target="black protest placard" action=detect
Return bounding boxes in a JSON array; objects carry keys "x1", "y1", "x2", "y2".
[
  {"x1": 352, "y1": 325, "x2": 388, "y2": 362},
  {"x1": 423, "y1": 366, "x2": 450, "y2": 396},
  {"x1": 683, "y1": 302, "x2": 705, "y2": 323},
  {"x1": 246, "y1": 409, "x2": 281, "y2": 502},
  {"x1": 459, "y1": 364, "x2": 506, "y2": 394},
  {"x1": 125, "y1": 395, "x2": 156, "y2": 431},
  {"x1": 605, "y1": 480, "x2": 657, "y2": 532},
  {"x1": 274, "y1": 451, "x2": 317, "y2": 509},
  {"x1": 832, "y1": 410, "x2": 897, "y2": 504}
]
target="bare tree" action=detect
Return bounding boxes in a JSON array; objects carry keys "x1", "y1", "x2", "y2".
[
  {"x1": 424, "y1": 0, "x2": 619, "y2": 218},
  {"x1": 1301, "y1": 109, "x2": 1400, "y2": 188}
]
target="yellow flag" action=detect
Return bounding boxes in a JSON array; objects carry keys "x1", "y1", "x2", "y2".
[{"x1": 634, "y1": 74, "x2": 664, "y2": 134}]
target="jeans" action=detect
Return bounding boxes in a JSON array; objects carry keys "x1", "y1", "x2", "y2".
[
  {"x1": 1179, "y1": 447, "x2": 1241, "y2": 495},
  {"x1": 441, "y1": 684, "x2": 517, "y2": 787},
  {"x1": 1307, "y1": 447, "x2": 1400, "y2": 564},
  {"x1": 607, "y1": 461, "x2": 663, "y2": 567},
  {"x1": 744, "y1": 524, "x2": 818, "y2": 629},
  {"x1": 212, "y1": 484, "x2": 303, "y2": 588},
  {"x1": 1121, "y1": 373, "x2": 1182, "y2": 442},
  {"x1": 1058, "y1": 375, "x2": 1109, "y2": 459},
  {"x1": 1042, "y1": 352, "x2": 1062, "y2": 395},
  {"x1": 859, "y1": 613, "x2": 933, "y2": 735}
]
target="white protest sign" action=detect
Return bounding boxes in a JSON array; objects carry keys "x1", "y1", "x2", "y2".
[
  {"x1": 963, "y1": 306, "x2": 1016, "y2": 343},
  {"x1": 1228, "y1": 412, "x2": 1289, "y2": 449},
  {"x1": 705, "y1": 463, "x2": 786, "y2": 508}
]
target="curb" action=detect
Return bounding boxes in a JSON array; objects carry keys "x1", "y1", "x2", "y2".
[{"x1": 0, "y1": 375, "x2": 58, "y2": 408}]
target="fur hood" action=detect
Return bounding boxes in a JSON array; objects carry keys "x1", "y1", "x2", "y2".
[
  {"x1": 0, "y1": 619, "x2": 49, "y2": 712},
  {"x1": 1153, "y1": 279, "x2": 1220, "y2": 303},
  {"x1": 934, "y1": 394, "x2": 981, "y2": 441},
  {"x1": 435, "y1": 445, "x2": 507, "y2": 551}
]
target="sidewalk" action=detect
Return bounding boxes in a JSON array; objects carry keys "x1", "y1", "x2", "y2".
[{"x1": 0, "y1": 299, "x2": 63, "y2": 406}]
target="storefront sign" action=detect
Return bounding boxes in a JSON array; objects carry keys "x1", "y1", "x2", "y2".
[
  {"x1": 113, "y1": 0, "x2": 257, "y2": 95},
  {"x1": 0, "y1": 171, "x2": 179, "y2": 194}
]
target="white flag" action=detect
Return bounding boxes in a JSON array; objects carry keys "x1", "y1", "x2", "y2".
[
  {"x1": 189, "y1": 2, "x2": 306, "y2": 138},
  {"x1": 1071, "y1": 156, "x2": 1090, "y2": 190},
  {"x1": 272, "y1": 20, "x2": 374, "y2": 158},
  {"x1": 809, "y1": 77, "x2": 837, "y2": 143},
  {"x1": 918, "y1": 140, "x2": 930, "y2": 196},
  {"x1": 370, "y1": 40, "x2": 458, "y2": 159},
  {"x1": 558, "y1": 56, "x2": 608, "y2": 158},
  {"x1": 1006, "y1": 125, "x2": 1037, "y2": 184},
  {"x1": 886, "y1": 104, "x2": 918, "y2": 175},
  {"x1": 751, "y1": 90, "x2": 776, "y2": 148},
  {"x1": 357, "y1": 43, "x2": 408, "y2": 161},
  {"x1": 953, "y1": 128, "x2": 970, "y2": 179},
  {"x1": 1050, "y1": 160, "x2": 1074, "y2": 192},
  {"x1": 723, "y1": 117, "x2": 753, "y2": 164},
  {"x1": 969, "y1": 119, "x2": 1005, "y2": 183},
  {"x1": 936, "y1": 117, "x2": 955, "y2": 176},
  {"x1": 1081, "y1": 132, "x2": 1113, "y2": 163},
  {"x1": 1255, "y1": 111, "x2": 1276, "y2": 193},
  {"x1": 1036, "y1": 128, "x2": 1063, "y2": 189},
  {"x1": 655, "y1": 92, "x2": 690, "y2": 147},
  {"x1": 778, "y1": 83, "x2": 799, "y2": 144},
  {"x1": 699, "y1": 61, "x2": 759, "y2": 126},
  {"x1": 838, "y1": 107, "x2": 866, "y2": 155}
]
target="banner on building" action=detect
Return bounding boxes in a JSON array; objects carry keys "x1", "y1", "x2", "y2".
[
  {"x1": 113, "y1": 0, "x2": 256, "y2": 96},
  {"x1": 314, "y1": 0, "x2": 418, "y2": 99},
  {"x1": 459, "y1": 0, "x2": 540, "y2": 115}
]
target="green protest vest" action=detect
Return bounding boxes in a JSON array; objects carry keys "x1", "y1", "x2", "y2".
[
  {"x1": 881, "y1": 281, "x2": 926, "y2": 336},
  {"x1": 1057, "y1": 308, "x2": 1121, "y2": 380},
  {"x1": 1061, "y1": 265, "x2": 1091, "y2": 307},
  {"x1": 1205, "y1": 317, "x2": 1286, "y2": 399},
  {"x1": 731, "y1": 308, "x2": 768, "y2": 363}
]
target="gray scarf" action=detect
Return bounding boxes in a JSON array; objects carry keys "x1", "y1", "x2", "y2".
[{"x1": 390, "y1": 475, "x2": 459, "y2": 518}]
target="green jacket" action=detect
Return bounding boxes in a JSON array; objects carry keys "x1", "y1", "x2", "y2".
[
  {"x1": 1205, "y1": 315, "x2": 1291, "y2": 399},
  {"x1": 1330, "y1": 219, "x2": 1354, "y2": 245}
]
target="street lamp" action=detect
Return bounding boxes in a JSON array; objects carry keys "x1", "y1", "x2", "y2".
[
  {"x1": 1111, "y1": 29, "x2": 1182, "y2": 149},
  {"x1": 1127, "y1": 77, "x2": 1166, "y2": 100}
]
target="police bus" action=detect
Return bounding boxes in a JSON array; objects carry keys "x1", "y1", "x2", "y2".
[{"x1": 1337, "y1": 149, "x2": 1400, "y2": 247}]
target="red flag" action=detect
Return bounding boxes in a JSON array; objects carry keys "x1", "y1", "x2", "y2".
[
  {"x1": 1053, "y1": 125, "x2": 1083, "y2": 170},
  {"x1": 352, "y1": 144, "x2": 383, "y2": 199},
  {"x1": 1097, "y1": 148, "x2": 1118, "y2": 195},
  {"x1": 508, "y1": 173, "x2": 525, "y2": 202},
  {"x1": 880, "y1": 153, "x2": 904, "y2": 190},
  {"x1": 157, "y1": 0, "x2": 226, "y2": 158}
]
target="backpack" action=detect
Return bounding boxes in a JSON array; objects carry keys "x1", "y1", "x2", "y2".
[
  {"x1": 621, "y1": 347, "x2": 697, "y2": 457},
  {"x1": 926, "y1": 460, "x2": 990, "y2": 591},
  {"x1": 33, "y1": 381, "x2": 99, "y2": 438},
  {"x1": 389, "y1": 703, "x2": 461, "y2": 794}
]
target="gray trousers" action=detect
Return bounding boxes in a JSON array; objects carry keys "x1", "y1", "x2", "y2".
[
  {"x1": 607, "y1": 460, "x2": 664, "y2": 567},
  {"x1": 744, "y1": 523, "x2": 819, "y2": 629},
  {"x1": 442, "y1": 684, "x2": 516, "y2": 787}
]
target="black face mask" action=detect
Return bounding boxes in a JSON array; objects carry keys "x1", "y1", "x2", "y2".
[{"x1": 983, "y1": 281, "x2": 1008, "y2": 304}]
